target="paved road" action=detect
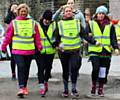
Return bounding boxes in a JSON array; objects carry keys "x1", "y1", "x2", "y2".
[
  {"x1": 0, "y1": 73, "x2": 120, "y2": 100},
  {"x1": 0, "y1": 56, "x2": 120, "y2": 100}
]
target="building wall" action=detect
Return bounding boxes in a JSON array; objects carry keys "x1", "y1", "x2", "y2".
[
  {"x1": 1, "y1": 0, "x2": 109, "y2": 20},
  {"x1": 109, "y1": 0, "x2": 120, "y2": 20},
  {"x1": 15, "y1": 0, "x2": 55, "y2": 19},
  {"x1": 2, "y1": 0, "x2": 120, "y2": 26},
  {"x1": 83, "y1": 0, "x2": 109, "y2": 15},
  {"x1": 0, "y1": 0, "x2": 9, "y2": 26},
  {"x1": 75, "y1": 0, "x2": 84, "y2": 11}
]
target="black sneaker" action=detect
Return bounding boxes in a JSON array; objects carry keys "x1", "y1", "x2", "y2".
[
  {"x1": 71, "y1": 89, "x2": 79, "y2": 97},
  {"x1": 62, "y1": 90, "x2": 69, "y2": 97},
  {"x1": 12, "y1": 73, "x2": 16, "y2": 80},
  {"x1": 98, "y1": 88, "x2": 104, "y2": 97},
  {"x1": 91, "y1": 87, "x2": 96, "y2": 96}
]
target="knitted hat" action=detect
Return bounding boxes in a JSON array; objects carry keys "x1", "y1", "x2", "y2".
[
  {"x1": 42, "y1": 10, "x2": 52, "y2": 20},
  {"x1": 96, "y1": 6, "x2": 108, "y2": 14}
]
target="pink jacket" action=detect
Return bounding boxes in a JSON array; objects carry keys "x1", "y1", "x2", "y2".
[{"x1": 2, "y1": 16, "x2": 42, "y2": 55}]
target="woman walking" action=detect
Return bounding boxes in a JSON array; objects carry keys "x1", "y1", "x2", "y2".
[
  {"x1": 2, "y1": 3, "x2": 42, "y2": 98},
  {"x1": 4, "y1": 2, "x2": 18, "y2": 80},
  {"x1": 86, "y1": 6, "x2": 119, "y2": 97}
]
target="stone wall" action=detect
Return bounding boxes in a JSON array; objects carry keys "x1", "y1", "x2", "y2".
[
  {"x1": 83, "y1": 0, "x2": 109, "y2": 15},
  {"x1": 75, "y1": 0, "x2": 84, "y2": 12},
  {"x1": 0, "y1": 0, "x2": 114, "y2": 26},
  {"x1": 109, "y1": 0, "x2": 120, "y2": 20},
  {"x1": 16, "y1": 0, "x2": 55, "y2": 19},
  {"x1": 0, "y1": 0, "x2": 9, "y2": 26},
  {"x1": 1, "y1": 0, "x2": 109, "y2": 19}
]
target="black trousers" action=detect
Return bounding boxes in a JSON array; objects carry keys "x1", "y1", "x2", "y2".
[
  {"x1": 35, "y1": 53, "x2": 55, "y2": 83},
  {"x1": 13, "y1": 54, "x2": 33, "y2": 88},
  {"x1": 58, "y1": 51, "x2": 81, "y2": 84},
  {"x1": 10, "y1": 54, "x2": 16, "y2": 74},
  {"x1": 90, "y1": 56, "x2": 111, "y2": 83},
  {"x1": 9, "y1": 44, "x2": 16, "y2": 75}
]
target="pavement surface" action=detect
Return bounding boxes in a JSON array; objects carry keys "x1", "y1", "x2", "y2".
[{"x1": 0, "y1": 56, "x2": 120, "y2": 100}]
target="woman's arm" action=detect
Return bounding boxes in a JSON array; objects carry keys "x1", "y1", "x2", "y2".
[
  {"x1": 110, "y1": 25, "x2": 119, "y2": 49},
  {"x1": 52, "y1": 7, "x2": 63, "y2": 21},
  {"x1": 34, "y1": 22, "x2": 43, "y2": 51}
]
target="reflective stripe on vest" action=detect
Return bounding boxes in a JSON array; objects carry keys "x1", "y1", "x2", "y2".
[
  {"x1": 12, "y1": 19, "x2": 35, "y2": 50},
  {"x1": 89, "y1": 20, "x2": 111, "y2": 53},
  {"x1": 38, "y1": 22, "x2": 56, "y2": 54},
  {"x1": 58, "y1": 19, "x2": 81, "y2": 50},
  {"x1": 115, "y1": 22, "x2": 120, "y2": 40}
]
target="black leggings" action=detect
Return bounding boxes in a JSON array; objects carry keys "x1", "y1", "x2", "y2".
[
  {"x1": 9, "y1": 44, "x2": 16, "y2": 75},
  {"x1": 90, "y1": 56, "x2": 111, "y2": 83},
  {"x1": 13, "y1": 54, "x2": 33, "y2": 88},
  {"x1": 58, "y1": 51, "x2": 81, "y2": 84},
  {"x1": 10, "y1": 54, "x2": 16, "y2": 74},
  {"x1": 35, "y1": 53, "x2": 55, "y2": 83}
]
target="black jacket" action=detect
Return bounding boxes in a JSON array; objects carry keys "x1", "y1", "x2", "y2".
[{"x1": 4, "y1": 11, "x2": 16, "y2": 24}]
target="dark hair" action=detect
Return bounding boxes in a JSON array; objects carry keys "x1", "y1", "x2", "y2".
[
  {"x1": 42, "y1": 10, "x2": 52, "y2": 20},
  {"x1": 94, "y1": 14, "x2": 110, "y2": 21},
  {"x1": 8, "y1": 2, "x2": 18, "y2": 12},
  {"x1": 67, "y1": 0, "x2": 75, "y2": 3}
]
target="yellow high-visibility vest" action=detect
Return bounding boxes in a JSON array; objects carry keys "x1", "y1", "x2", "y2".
[
  {"x1": 12, "y1": 19, "x2": 35, "y2": 50},
  {"x1": 58, "y1": 19, "x2": 81, "y2": 50},
  {"x1": 88, "y1": 20, "x2": 111, "y2": 53},
  {"x1": 38, "y1": 22, "x2": 56, "y2": 54}
]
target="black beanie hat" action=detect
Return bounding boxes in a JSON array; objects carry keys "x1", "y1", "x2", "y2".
[{"x1": 42, "y1": 10, "x2": 52, "y2": 20}]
